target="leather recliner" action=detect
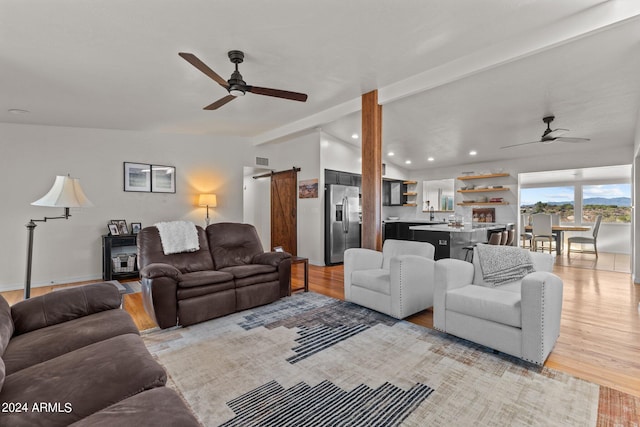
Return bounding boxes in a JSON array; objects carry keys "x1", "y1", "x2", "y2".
[{"x1": 138, "y1": 222, "x2": 291, "y2": 329}]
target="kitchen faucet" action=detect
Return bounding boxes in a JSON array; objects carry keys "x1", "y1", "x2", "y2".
[{"x1": 430, "y1": 206, "x2": 435, "y2": 221}]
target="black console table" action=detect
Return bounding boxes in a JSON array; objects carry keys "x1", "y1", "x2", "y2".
[{"x1": 102, "y1": 234, "x2": 139, "y2": 281}]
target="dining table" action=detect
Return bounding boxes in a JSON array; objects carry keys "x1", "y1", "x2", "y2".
[{"x1": 525, "y1": 225, "x2": 591, "y2": 255}]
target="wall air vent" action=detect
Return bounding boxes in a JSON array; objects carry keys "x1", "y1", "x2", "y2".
[{"x1": 256, "y1": 157, "x2": 269, "y2": 166}]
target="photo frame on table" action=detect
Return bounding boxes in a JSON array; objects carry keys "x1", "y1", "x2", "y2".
[
  {"x1": 108, "y1": 224, "x2": 120, "y2": 236},
  {"x1": 151, "y1": 165, "x2": 176, "y2": 193},
  {"x1": 130, "y1": 222, "x2": 142, "y2": 234},
  {"x1": 111, "y1": 219, "x2": 129, "y2": 235},
  {"x1": 124, "y1": 162, "x2": 151, "y2": 192}
]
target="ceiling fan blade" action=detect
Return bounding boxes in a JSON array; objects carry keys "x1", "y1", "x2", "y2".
[
  {"x1": 554, "y1": 136, "x2": 591, "y2": 143},
  {"x1": 179, "y1": 52, "x2": 229, "y2": 88},
  {"x1": 500, "y1": 141, "x2": 540, "y2": 149},
  {"x1": 246, "y1": 86, "x2": 308, "y2": 102},
  {"x1": 545, "y1": 128, "x2": 569, "y2": 139},
  {"x1": 203, "y1": 95, "x2": 236, "y2": 110}
]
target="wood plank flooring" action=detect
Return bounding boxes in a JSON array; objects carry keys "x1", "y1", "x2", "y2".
[{"x1": 2, "y1": 257, "x2": 639, "y2": 399}]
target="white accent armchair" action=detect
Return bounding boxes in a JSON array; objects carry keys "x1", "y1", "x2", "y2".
[
  {"x1": 434, "y1": 248, "x2": 563, "y2": 365},
  {"x1": 344, "y1": 240, "x2": 436, "y2": 319}
]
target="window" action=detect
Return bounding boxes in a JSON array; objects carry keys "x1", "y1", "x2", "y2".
[
  {"x1": 582, "y1": 184, "x2": 631, "y2": 223},
  {"x1": 520, "y1": 186, "x2": 575, "y2": 223}
]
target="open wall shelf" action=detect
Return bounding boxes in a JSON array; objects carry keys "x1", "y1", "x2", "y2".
[
  {"x1": 457, "y1": 173, "x2": 510, "y2": 180},
  {"x1": 457, "y1": 188, "x2": 509, "y2": 193}
]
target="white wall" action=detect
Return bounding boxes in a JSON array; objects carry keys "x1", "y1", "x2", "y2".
[
  {"x1": 242, "y1": 168, "x2": 271, "y2": 248},
  {"x1": 253, "y1": 130, "x2": 403, "y2": 266},
  {"x1": 0, "y1": 123, "x2": 254, "y2": 291},
  {"x1": 255, "y1": 131, "x2": 323, "y2": 264}
]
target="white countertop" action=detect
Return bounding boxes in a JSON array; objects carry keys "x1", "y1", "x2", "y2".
[
  {"x1": 383, "y1": 219, "x2": 447, "y2": 224},
  {"x1": 410, "y1": 223, "x2": 506, "y2": 233}
]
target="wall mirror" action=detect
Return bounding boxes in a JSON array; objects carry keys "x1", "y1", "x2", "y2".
[{"x1": 423, "y1": 179, "x2": 454, "y2": 212}]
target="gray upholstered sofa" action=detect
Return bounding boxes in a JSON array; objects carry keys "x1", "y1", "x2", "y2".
[
  {"x1": 433, "y1": 247, "x2": 563, "y2": 365},
  {"x1": 138, "y1": 222, "x2": 291, "y2": 329},
  {"x1": 0, "y1": 283, "x2": 198, "y2": 426}
]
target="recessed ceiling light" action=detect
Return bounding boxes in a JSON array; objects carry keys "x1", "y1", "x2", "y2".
[
  {"x1": 405, "y1": 160, "x2": 412, "y2": 165},
  {"x1": 469, "y1": 150, "x2": 477, "y2": 156},
  {"x1": 388, "y1": 152, "x2": 395, "y2": 156},
  {"x1": 427, "y1": 157, "x2": 434, "y2": 162},
  {"x1": 351, "y1": 133, "x2": 359, "y2": 139},
  {"x1": 8, "y1": 109, "x2": 29, "y2": 114}
]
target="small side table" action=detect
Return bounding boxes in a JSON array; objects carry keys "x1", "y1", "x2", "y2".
[{"x1": 290, "y1": 256, "x2": 309, "y2": 294}]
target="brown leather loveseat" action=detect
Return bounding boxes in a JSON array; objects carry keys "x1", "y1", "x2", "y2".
[
  {"x1": 138, "y1": 222, "x2": 291, "y2": 329},
  {"x1": 0, "y1": 283, "x2": 198, "y2": 426}
]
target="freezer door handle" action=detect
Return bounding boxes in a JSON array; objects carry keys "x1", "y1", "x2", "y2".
[{"x1": 343, "y1": 196, "x2": 349, "y2": 233}]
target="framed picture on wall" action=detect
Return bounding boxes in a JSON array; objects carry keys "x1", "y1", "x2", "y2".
[
  {"x1": 151, "y1": 165, "x2": 176, "y2": 193},
  {"x1": 124, "y1": 162, "x2": 151, "y2": 192},
  {"x1": 298, "y1": 178, "x2": 319, "y2": 198}
]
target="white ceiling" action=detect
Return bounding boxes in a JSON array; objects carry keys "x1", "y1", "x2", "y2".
[{"x1": 2, "y1": 1, "x2": 640, "y2": 170}]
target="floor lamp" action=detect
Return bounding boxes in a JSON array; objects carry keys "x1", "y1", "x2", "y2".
[
  {"x1": 198, "y1": 194, "x2": 217, "y2": 226},
  {"x1": 25, "y1": 175, "x2": 93, "y2": 299}
]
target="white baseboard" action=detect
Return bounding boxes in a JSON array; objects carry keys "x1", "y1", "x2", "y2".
[{"x1": 0, "y1": 274, "x2": 103, "y2": 293}]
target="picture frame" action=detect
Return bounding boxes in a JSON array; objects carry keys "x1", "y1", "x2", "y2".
[
  {"x1": 124, "y1": 162, "x2": 151, "y2": 192},
  {"x1": 151, "y1": 165, "x2": 176, "y2": 193},
  {"x1": 298, "y1": 178, "x2": 319, "y2": 199},
  {"x1": 130, "y1": 222, "x2": 142, "y2": 234},
  {"x1": 111, "y1": 219, "x2": 129, "y2": 235},
  {"x1": 108, "y1": 224, "x2": 120, "y2": 236}
]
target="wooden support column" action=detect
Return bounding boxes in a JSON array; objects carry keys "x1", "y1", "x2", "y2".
[{"x1": 361, "y1": 90, "x2": 383, "y2": 251}]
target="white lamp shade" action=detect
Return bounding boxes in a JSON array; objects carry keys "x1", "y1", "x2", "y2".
[
  {"x1": 199, "y1": 194, "x2": 217, "y2": 207},
  {"x1": 31, "y1": 175, "x2": 94, "y2": 208}
]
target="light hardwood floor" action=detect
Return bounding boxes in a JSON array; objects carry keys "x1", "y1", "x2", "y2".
[{"x1": 2, "y1": 256, "x2": 639, "y2": 399}]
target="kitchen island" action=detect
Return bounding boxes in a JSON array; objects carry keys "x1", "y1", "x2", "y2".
[
  {"x1": 409, "y1": 223, "x2": 507, "y2": 260},
  {"x1": 383, "y1": 219, "x2": 447, "y2": 240}
]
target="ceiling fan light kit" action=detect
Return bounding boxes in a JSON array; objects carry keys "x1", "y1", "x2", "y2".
[
  {"x1": 500, "y1": 114, "x2": 590, "y2": 149},
  {"x1": 179, "y1": 50, "x2": 308, "y2": 110}
]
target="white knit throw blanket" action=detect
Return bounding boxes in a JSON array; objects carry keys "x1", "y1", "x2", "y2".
[
  {"x1": 476, "y1": 243, "x2": 534, "y2": 287},
  {"x1": 154, "y1": 220, "x2": 200, "y2": 255}
]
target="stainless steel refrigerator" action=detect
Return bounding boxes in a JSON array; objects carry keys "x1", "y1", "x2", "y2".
[{"x1": 325, "y1": 184, "x2": 360, "y2": 265}]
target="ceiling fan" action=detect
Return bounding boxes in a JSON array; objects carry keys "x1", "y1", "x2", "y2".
[
  {"x1": 500, "y1": 115, "x2": 590, "y2": 149},
  {"x1": 179, "y1": 50, "x2": 308, "y2": 110}
]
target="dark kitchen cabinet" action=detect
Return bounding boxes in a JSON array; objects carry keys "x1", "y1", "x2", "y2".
[
  {"x1": 382, "y1": 179, "x2": 403, "y2": 206},
  {"x1": 325, "y1": 169, "x2": 362, "y2": 189}
]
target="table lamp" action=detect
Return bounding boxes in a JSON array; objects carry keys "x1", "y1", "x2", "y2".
[
  {"x1": 198, "y1": 193, "x2": 217, "y2": 226},
  {"x1": 25, "y1": 175, "x2": 93, "y2": 299}
]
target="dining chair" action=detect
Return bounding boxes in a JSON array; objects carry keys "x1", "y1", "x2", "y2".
[
  {"x1": 567, "y1": 215, "x2": 602, "y2": 257},
  {"x1": 505, "y1": 229, "x2": 515, "y2": 246},
  {"x1": 531, "y1": 213, "x2": 554, "y2": 253},
  {"x1": 488, "y1": 232, "x2": 502, "y2": 245},
  {"x1": 520, "y1": 214, "x2": 532, "y2": 248}
]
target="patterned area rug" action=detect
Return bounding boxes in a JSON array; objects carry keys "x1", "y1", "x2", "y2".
[{"x1": 143, "y1": 292, "x2": 602, "y2": 426}]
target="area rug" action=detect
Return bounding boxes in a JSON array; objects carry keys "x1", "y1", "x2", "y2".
[{"x1": 143, "y1": 292, "x2": 602, "y2": 426}]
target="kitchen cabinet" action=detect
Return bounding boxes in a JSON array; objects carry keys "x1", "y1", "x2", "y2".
[
  {"x1": 325, "y1": 169, "x2": 361, "y2": 188},
  {"x1": 383, "y1": 179, "x2": 403, "y2": 206}
]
